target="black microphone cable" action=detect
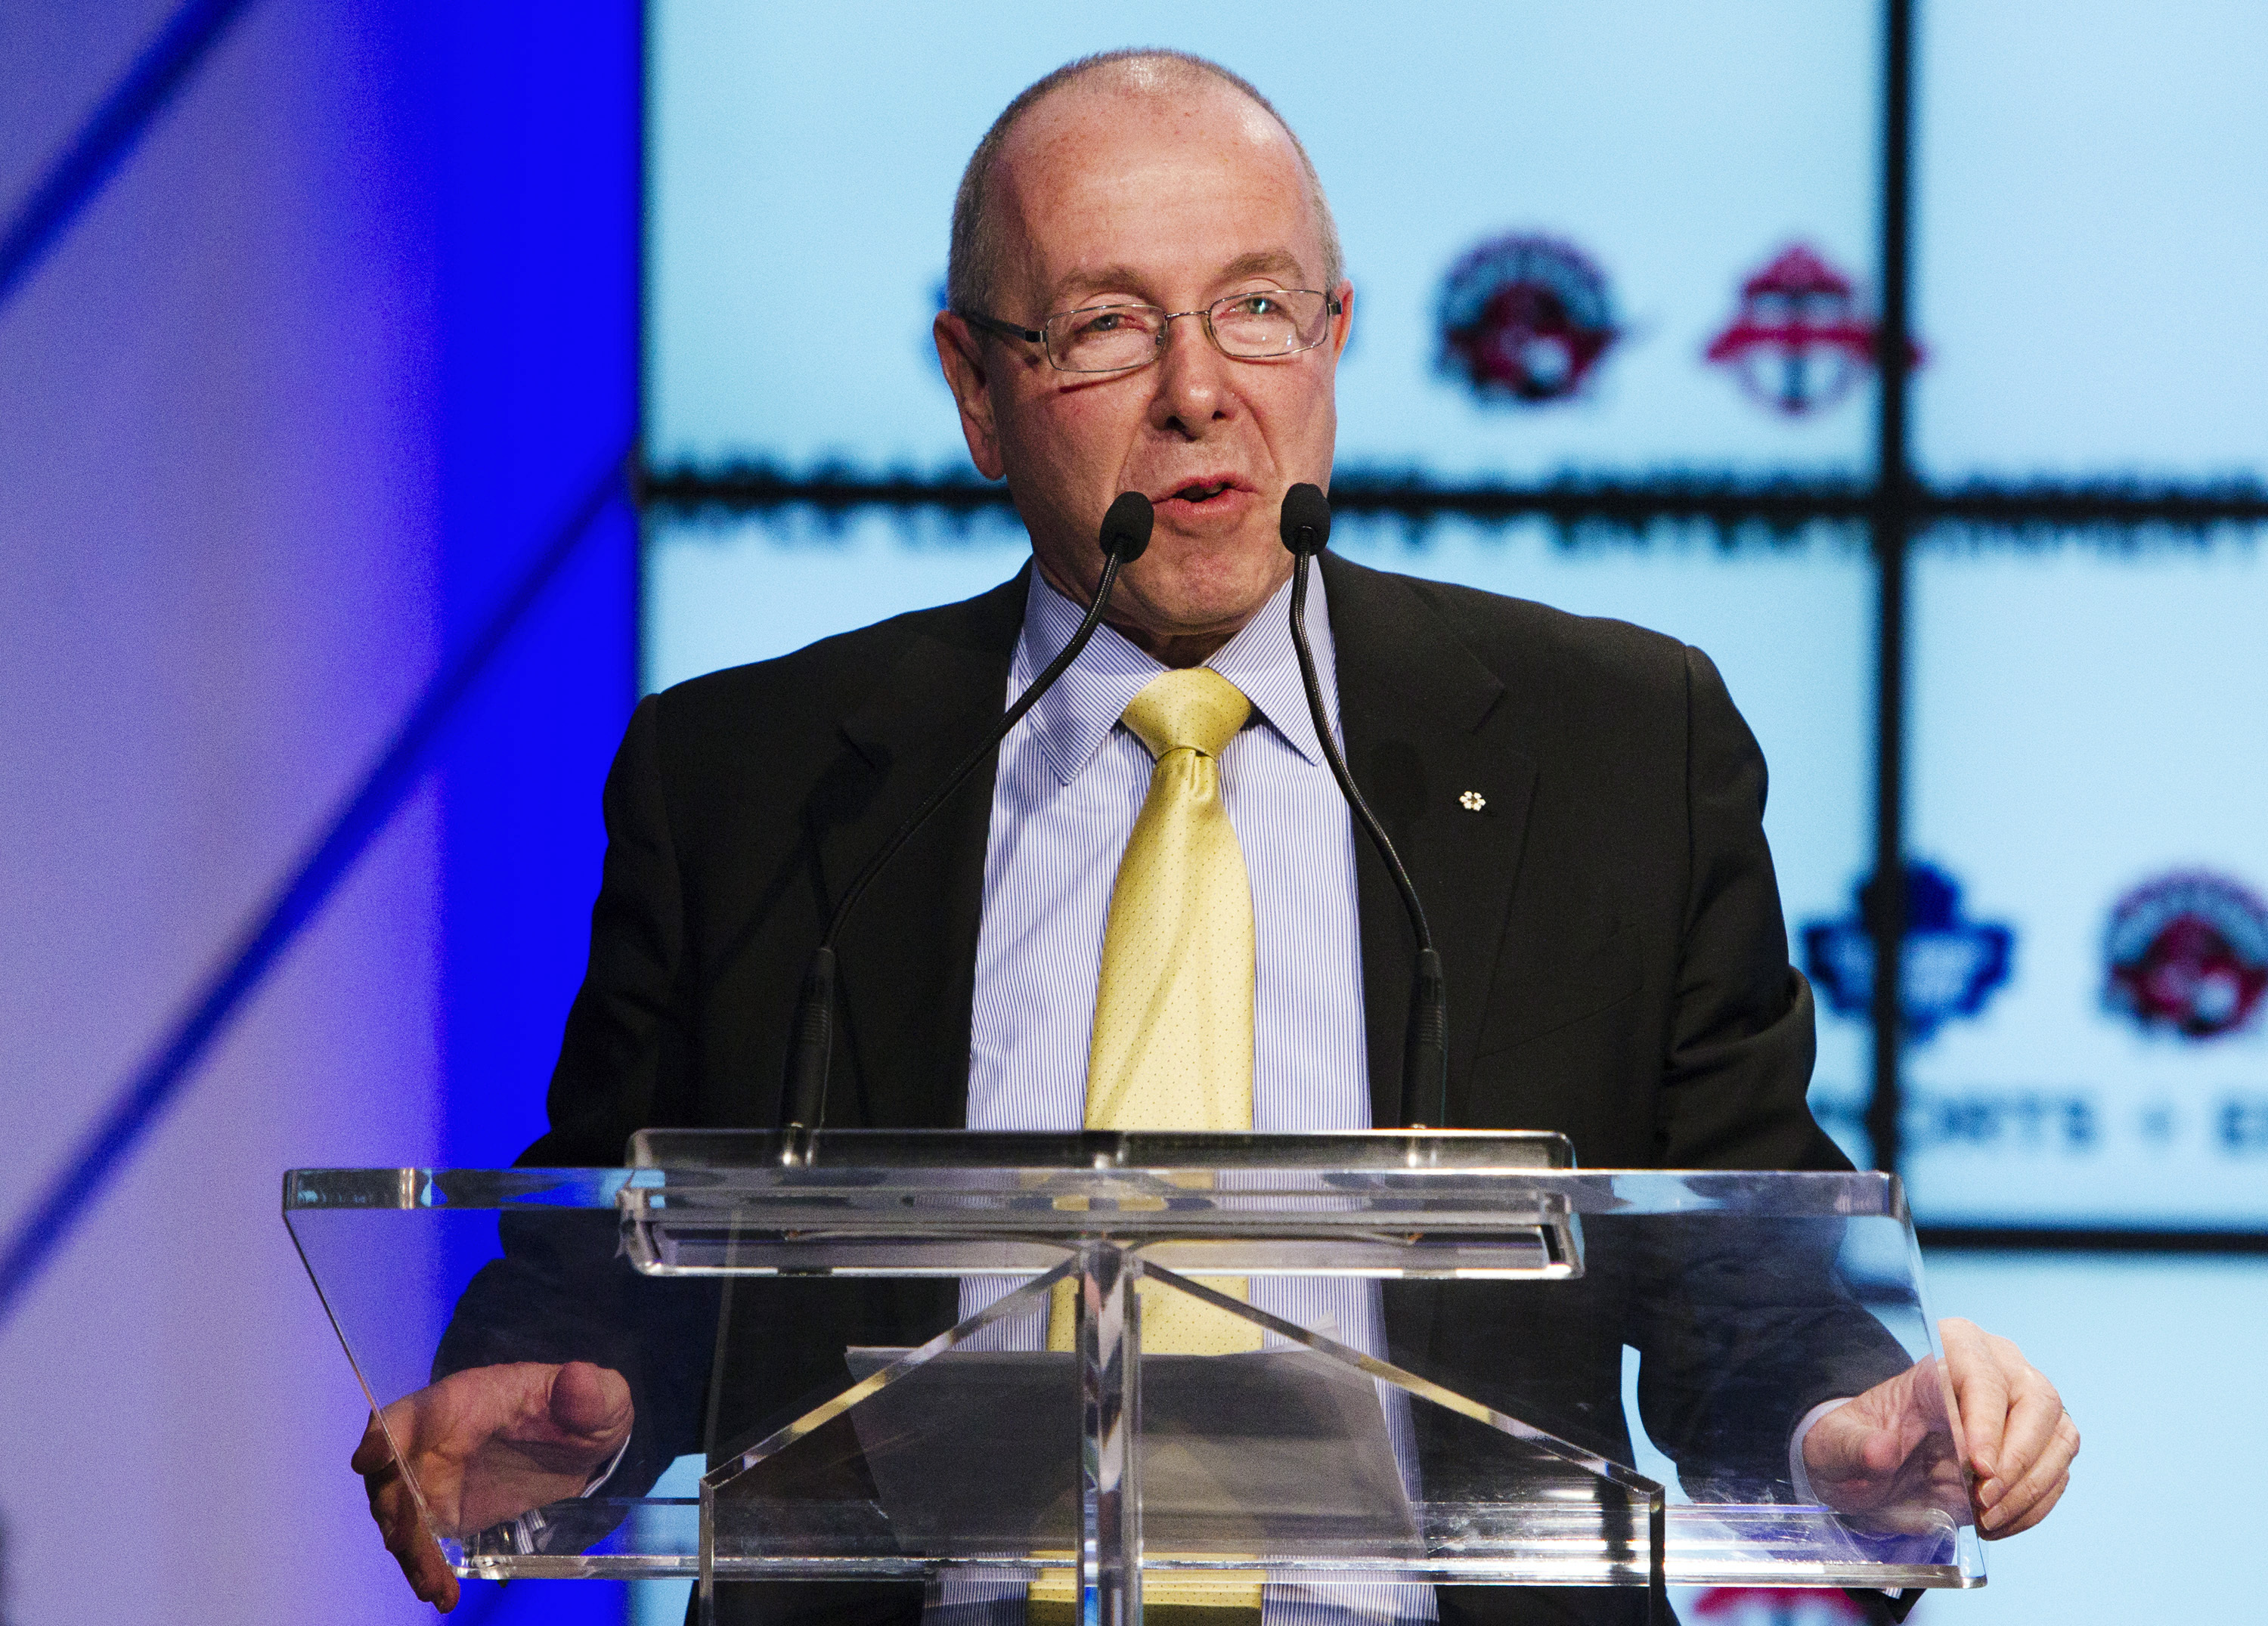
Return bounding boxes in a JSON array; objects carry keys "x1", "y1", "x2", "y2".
[
  {"x1": 778, "y1": 491, "x2": 1155, "y2": 1160},
  {"x1": 1278, "y1": 482, "x2": 1449, "y2": 1130}
]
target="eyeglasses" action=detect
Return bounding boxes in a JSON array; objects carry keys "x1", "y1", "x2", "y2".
[{"x1": 960, "y1": 289, "x2": 1343, "y2": 374}]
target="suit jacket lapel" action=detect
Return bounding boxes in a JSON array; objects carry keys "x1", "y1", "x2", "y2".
[
  {"x1": 810, "y1": 568, "x2": 1029, "y2": 1130},
  {"x1": 1320, "y1": 553, "x2": 1539, "y2": 1131}
]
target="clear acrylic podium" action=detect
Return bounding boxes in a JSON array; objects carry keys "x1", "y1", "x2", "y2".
[{"x1": 285, "y1": 1131, "x2": 1984, "y2": 1621}]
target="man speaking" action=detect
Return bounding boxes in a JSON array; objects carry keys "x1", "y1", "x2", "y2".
[{"x1": 355, "y1": 49, "x2": 2076, "y2": 1624}]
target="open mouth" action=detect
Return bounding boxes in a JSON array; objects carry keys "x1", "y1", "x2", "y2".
[{"x1": 1167, "y1": 479, "x2": 1237, "y2": 506}]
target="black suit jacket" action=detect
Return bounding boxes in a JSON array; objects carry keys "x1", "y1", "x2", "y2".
[
  {"x1": 532, "y1": 552, "x2": 1833, "y2": 1166},
  {"x1": 456, "y1": 553, "x2": 1905, "y2": 1624}
]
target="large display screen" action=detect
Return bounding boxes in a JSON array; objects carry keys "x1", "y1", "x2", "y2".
[
  {"x1": 644, "y1": 0, "x2": 2268, "y2": 1232},
  {"x1": 1913, "y1": 0, "x2": 2268, "y2": 482},
  {"x1": 1880, "y1": 0, "x2": 2268, "y2": 1225},
  {"x1": 1882, "y1": 544, "x2": 2268, "y2": 1227}
]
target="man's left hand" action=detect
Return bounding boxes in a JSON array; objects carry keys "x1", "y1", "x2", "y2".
[{"x1": 1803, "y1": 1316, "x2": 2077, "y2": 1539}]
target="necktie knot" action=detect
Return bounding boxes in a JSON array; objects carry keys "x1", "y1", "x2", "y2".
[{"x1": 1121, "y1": 667, "x2": 1250, "y2": 763}]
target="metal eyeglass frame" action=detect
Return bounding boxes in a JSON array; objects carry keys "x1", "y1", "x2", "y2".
[{"x1": 959, "y1": 290, "x2": 1344, "y2": 374}]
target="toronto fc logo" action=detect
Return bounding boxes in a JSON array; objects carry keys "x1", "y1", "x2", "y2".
[
  {"x1": 1705, "y1": 243, "x2": 1917, "y2": 416},
  {"x1": 1436, "y1": 232, "x2": 1619, "y2": 404},
  {"x1": 2104, "y1": 872, "x2": 2268, "y2": 1039}
]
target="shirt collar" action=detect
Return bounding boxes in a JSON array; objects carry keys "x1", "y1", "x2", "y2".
[{"x1": 1014, "y1": 562, "x2": 1339, "y2": 787}]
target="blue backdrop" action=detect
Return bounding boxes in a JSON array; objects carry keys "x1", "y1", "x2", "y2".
[{"x1": 0, "y1": 2, "x2": 637, "y2": 1621}]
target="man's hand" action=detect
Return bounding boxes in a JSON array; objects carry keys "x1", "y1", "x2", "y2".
[
  {"x1": 350, "y1": 1360, "x2": 634, "y2": 1612},
  {"x1": 1802, "y1": 1317, "x2": 2077, "y2": 1540}
]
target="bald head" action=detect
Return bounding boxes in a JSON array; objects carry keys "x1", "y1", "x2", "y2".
[
  {"x1": 947, "y1": 50, "x2": 1343, "y2": 319},
  {"x1": 930, "y1": 48, "x2": 1355, "y2": 667}
]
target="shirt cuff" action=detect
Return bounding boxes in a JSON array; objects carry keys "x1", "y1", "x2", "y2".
[
  {"x1": 579, "y1": 1434, "x2": 633, "y2": 1497},
  {"x1": 1789, "y1": 1397, "x2": 1852, "y2": 1504}
]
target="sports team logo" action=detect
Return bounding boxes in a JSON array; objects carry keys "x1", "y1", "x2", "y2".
[
  {"x1": 1436, "y1": 232, "x2": 1619, "y2": 404},
  {"x1": 2104, "y1": 872, "x2": 2268, "y2": 1039},
  {"x1": 1693, "y1": 1587, "x2": 1868, "y2": 1625},
  {"x1": 1704, "y1": 243, "x2": 1919, "y2": 416},
  {"x1": 1803, "y1": 861, "x2": 2013, "y2": 1041}
]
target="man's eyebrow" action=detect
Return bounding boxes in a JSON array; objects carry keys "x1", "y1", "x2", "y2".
[
  {"x1": 1047, "y1": 249, "x2": 1313, "y2": 309},
  {"x1": 1049, "y1": 265, "x2": 1152, "y2": 306},
  {"x1": 1213, "y1": 249, "x2": 1307, "y2": 286}
]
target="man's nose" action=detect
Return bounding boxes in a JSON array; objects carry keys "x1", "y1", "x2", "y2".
[{"x1": 1149, "y1": 311, "x2": 1232, "y2": 435}]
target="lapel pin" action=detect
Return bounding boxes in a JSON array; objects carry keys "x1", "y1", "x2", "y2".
[{"x1": 1458, "y1": 790, "x2": 1486, "y2": 812}]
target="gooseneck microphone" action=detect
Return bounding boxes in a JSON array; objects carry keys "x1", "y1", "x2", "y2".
[
  {"x1": 779, "y1": 491, "x2": 1156, "y2": 1160},
  {"x1": 1279, "y1": 483, "x2": 1449, "y2": 1130}
]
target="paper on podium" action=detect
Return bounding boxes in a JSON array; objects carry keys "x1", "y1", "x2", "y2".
[{"x1": 844, "y1": 1346, "x2": 1422, "y2": 1560}]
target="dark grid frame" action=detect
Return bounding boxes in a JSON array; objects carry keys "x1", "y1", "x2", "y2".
[{"x1": 637, "y1": 0, "x2": 2268, "y2": 1253}]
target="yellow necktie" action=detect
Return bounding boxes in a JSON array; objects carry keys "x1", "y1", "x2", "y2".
[
  {"x1": 1034, "y1": 668, "x2": 1265, "y2": 1625},
  {"x1": 1088, "y1": 666, "x2": 1258, "y2": 1135}
]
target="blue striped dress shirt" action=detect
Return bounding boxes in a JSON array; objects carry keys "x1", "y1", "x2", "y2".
[{"x1": 946, "y1": 565, "x2": 1432, "y2": 1626}]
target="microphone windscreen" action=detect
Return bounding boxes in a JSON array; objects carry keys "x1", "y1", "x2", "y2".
[
  {"x1": 1279, "y1": 482, "x2": 1332, "y2": 556},
  {"x1": 1100, "y1": 491, "x2": 1154, "y2": 562}
]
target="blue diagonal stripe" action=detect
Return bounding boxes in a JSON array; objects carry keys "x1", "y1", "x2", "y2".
[
  {"x1": 0, "y1": 0, "x2": 261, "y2": 310},
  {"x1": 0, "y1": 451, "x2": 635, "y2": 1327}
]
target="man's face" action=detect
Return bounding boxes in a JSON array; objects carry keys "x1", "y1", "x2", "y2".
[{"x1": 936, "y1": 79, "x2": 1352, "y2": 657}]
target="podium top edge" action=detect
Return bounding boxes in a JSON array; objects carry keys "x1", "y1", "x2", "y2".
[
  {"x1": 628, "y1": 1127, "x2": 1575, "y2": 1171},
  {"x1": 280, "y1": 1132, "x2": 1903, "y2": 1216}
]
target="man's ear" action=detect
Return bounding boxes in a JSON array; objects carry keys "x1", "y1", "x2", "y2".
[
  {"x1": 934, "y1": 312, "x2": 1005, "y2": 481},
  {"x1": 1328, "y1": 280, "x2": 1355, "y2": 364}
]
